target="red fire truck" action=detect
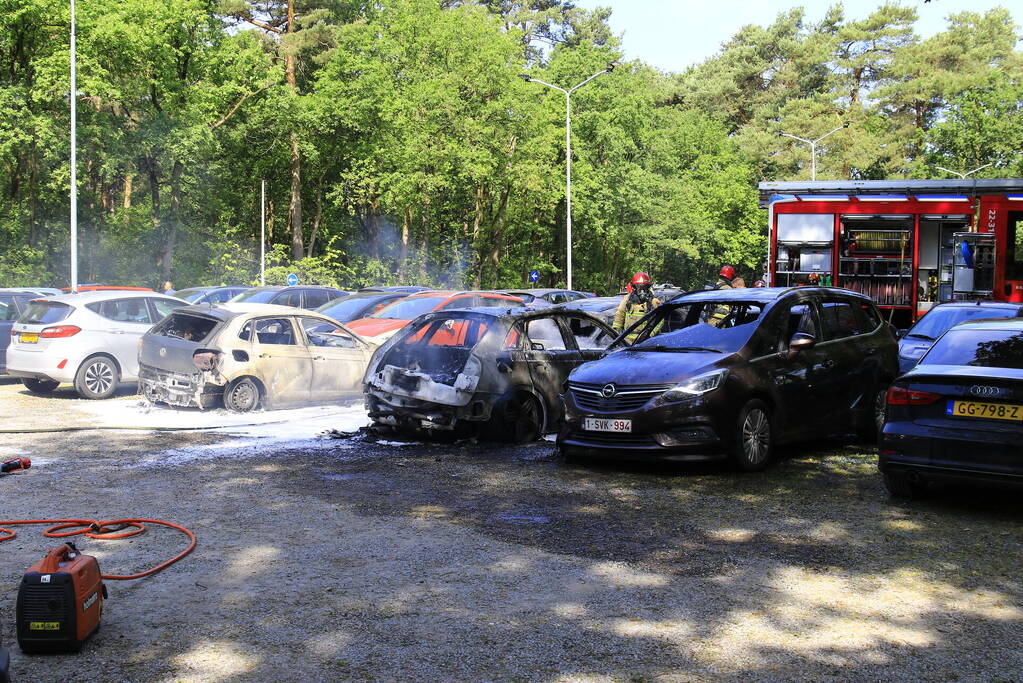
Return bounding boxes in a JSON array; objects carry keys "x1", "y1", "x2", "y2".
[{"x1": 758, "y1": 179, "x2": 1023, "y2": 327}]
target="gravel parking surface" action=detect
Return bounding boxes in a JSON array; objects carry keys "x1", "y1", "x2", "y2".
[{"x1": 1, "y1": 378, "x2": 1021, "y2": 681}]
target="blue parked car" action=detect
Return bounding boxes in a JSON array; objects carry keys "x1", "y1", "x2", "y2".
[
  {"x1": 0, "y1": 292, "x2": 42, "y2": 375},
  {"x1": 898, "y1": 301, "x2": 1023, "y2": 373}
]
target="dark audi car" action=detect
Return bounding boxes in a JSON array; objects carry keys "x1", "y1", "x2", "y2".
[
  {"x1": 881, "y1": 318, "x2": 1023, "y2": 496},
  {"x1": 365, "y1": 307, "x2": 617, "y2": 442},
  {"x1": 898, "y1": 301, "x2": 1023, "y2": 373},
  {"x1": 560, "y1": 287, "x2": 899, "y2": 470}
]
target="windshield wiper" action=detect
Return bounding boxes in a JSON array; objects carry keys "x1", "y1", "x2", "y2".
[
  {"x1": 636, "y1": 345, "x2": 723, "y2": 353},
  {"x1": 906, "y1": 333, "x2": 935, "y2": 340}
]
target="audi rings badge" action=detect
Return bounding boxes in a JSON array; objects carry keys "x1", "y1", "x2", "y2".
[
  {"x1": 969, "y1": 385, "x2": 1002, "y2": 398},
  {"x1": 601, "y1": 384, "x2": 617, "y2": 398}
]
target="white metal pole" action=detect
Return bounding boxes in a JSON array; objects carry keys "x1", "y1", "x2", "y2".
[
  {"x1": 810, "y1": 141, "x2": 816, "y2": 182},
  {"x1": 69, "y1": 0, "x2": 78, "y2": 291},
  {"x1": 260, "y1": 180, "x2": 266, "y2": 286},
  {"x1": 565, "y1": 92, "x2": 572, "y2": 291}
]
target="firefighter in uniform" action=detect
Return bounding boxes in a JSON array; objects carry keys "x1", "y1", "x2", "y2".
[
  {"x1": 707, "y1": 265, "x2": 741, "y2": 327},
  {"x1": 614, "y1": 272, "x2": 661, "y2": 333}
]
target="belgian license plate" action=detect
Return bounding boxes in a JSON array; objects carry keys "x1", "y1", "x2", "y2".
[
  {"x1": 947, "y1": 400, "x2": 1023, "y2": 422},
  {"x1": 19, "y1": 333, "x2": 38, "y2": 344},
  {"x1": 583, "y1": 417, "x2": 632, "y2": 433}
]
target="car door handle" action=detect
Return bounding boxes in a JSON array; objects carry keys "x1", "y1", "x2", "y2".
[
  {"x1": 822, "y1": 359, "x2": 835, "y2": 369},
  {"x1": 865, "y1": 347, "x2": 878, "y2": 355},
  {"x1": 313, "y1": 356, "x2": 326, "y2": 361},
  {"x1": 259, "y1": 353, "x2": 271, "y2": 359}
]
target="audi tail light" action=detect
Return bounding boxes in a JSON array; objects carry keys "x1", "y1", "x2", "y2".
[
  {"x1": 886, "y1": 386, "x2": 942, "y2": 406},
  {"x1": 40, "y1": 325, "x2": 81, "y2": 338}
]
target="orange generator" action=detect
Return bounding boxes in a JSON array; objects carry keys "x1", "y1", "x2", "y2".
[{"x1": 16, "y1": 543, "x2": 106, "y2": 653}]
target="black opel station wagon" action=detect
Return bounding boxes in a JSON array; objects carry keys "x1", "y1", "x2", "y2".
[{"x1": 559, "y1": 287, "x2": 899, "y2": 471}]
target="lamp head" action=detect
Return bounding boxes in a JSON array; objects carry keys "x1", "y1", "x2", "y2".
[
  {"x1": 518, "y1": 74, "x2": 532, "y2": 82},
  {"x1": 607, "y1": 61, "x2": 621, "y2": 72}
]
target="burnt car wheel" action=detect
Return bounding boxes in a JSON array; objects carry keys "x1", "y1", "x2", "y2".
[
  {"x1": 730, "y1": 399, "x2": 772, "y2": 472},
  {"x1": 74, "y1": 356, "x2": 119, "y2": 400},
  {"x1": 495, "y1": 392, "x2": 543, "y2": 443},
  {"x1": 22, "y1": 378, "x2": 59, "y2": 394},
  {"x1": 224, "y1": 377, "x2": 261, "y2": 412}
]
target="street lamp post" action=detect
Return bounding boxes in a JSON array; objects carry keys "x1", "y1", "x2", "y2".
[
  {"x1": 69, "y1": 0, "x2": 78, "y2": 291},
  {"x1": 520, "y1": 63, "x2": 619, "y2": 291},
  {"x1": 780, "y1": 122, "x2": 849, "y2": 182},
  {"x1": 935, "y1": 163, "x2": 994, "y2": 179}
]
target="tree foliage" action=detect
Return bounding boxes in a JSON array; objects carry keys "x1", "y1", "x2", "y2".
[{"x1": 0, "y1": 1, "x2": 1019, "y2": 290}]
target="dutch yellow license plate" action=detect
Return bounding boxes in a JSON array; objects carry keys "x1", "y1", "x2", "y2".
[
  {"x1": 19, "y1": 333, "x2": 38, "y2": 343},
  {"x1": 946, "y1": 400, "x2": 1023, "y2": 422}
]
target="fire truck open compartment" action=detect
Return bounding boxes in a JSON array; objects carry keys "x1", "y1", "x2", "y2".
[{"x1": 759, "y1": 179, "x2": 1023, "y2": 327}]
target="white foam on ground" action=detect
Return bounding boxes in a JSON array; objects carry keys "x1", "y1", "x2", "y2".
[{"x1": 77, "y1": 400, "x2": 371, "y2": 468}]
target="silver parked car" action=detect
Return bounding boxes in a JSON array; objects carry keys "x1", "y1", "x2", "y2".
[
  {"x1": 138, "y1": 304, "x2": 378, "y2": 411},
  {"x1": 7, "y1": 290, "x2": 186, "y2": 398}
]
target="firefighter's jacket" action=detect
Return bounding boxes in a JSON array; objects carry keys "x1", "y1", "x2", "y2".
[
  {"x1": 614, "y1": 293, "x2": 662, "y2": 332},
  {"x1": 706, "y1": 279, "x2": 733, "y2": 327}
]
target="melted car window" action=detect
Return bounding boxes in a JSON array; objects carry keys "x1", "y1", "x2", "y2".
[
  {"x1": 526, "y1": 318, "x2": 567, "y2": 350},
  {"x1": 154, "y1": 313, "x2": 218, "y2": 342},
  {"x1": 253, "y1": 318, "x2": 296, "y2": 345},
  {"x1": 403, "y1": 317, "x2": 490, "y2": 349},
  {"x1": 568, "y1": 316, "x2": 613, "y2": 349},
  {"x1": 300, "y1": 317, "x2": 358, "y2": 349}
]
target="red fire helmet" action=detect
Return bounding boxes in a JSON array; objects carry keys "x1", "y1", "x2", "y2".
[
  {"x1": 719, "y1": 265, "x2": 736, "y2": 280},
  {"x1": 631, "y1": 272, "x2": 652, "y2": 286}
]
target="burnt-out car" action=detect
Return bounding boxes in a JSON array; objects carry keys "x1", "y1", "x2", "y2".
[
  {"x1": 364, "y1": 307, "x2": 618, "y2": 441},
  {"x1": 559, "y1": 287, "x2": 899, "y2": 470},
  {"x1": 139, "y1": 304, "x2": 376, "y2": 411}
]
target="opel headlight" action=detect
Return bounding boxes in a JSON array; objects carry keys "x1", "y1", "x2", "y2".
[
  {"x1": 898, "y1": 345, "x2": 928, "y2": 361},
  {"x1": 663, "y1": 369, "x2": 726, "y2": 401}
]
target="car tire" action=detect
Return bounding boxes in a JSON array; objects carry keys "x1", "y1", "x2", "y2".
[
  {"x1": 495, "y1": 392, "x2": 543, "y2": 444},
  {"x1": 730, "y1": 399, "x2": 773, "y2": 472},
  {"x1": 22, "y1": 378, "x2": 59, "y2": 394},
  {"x1": 74, "y1": 356, "x2": 120, "y2": 400},
  {"x1": 857, "y1": 386, "x2": 888, "y2": 444},
  {"x1": 224, "y1": 377, "x2": 261, "y2": 413},
  {"x1": 883, "y1": 470, "x2": 924, "y2": 499}
]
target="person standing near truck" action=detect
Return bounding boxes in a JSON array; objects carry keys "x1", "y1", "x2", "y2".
[{"x1": 614, "y1": 272, "x2": 661, "y2": 333}]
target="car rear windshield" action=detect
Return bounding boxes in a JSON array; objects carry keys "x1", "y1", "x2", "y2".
[
  {"x1": 402, "y1": 316, "x2": 492, "y2": 349},
  {"x1": 907, "y1": 306, "x2": 1020, "y2": 340},
  {"x1": 920, "y1": 329, "x2": 1023, "y2": 369},
  {"x1": 317, "y1": 296, "x2": 391, "y2": 321},
  {"x1": 173, "y1": 288, "x2": 206, "y2": 302},
  {"x1": 371, "y1": 296, "x2": 447, "y2": 320},
  {"x1": 231, "y1": 289, "x2": 279, "y2": 303},
  {"x1": 624, "y1": 300, "x2": 765, "y2": 353},
  {"x1": 151, "y1": 312, "x2": 220, "y2": 343},
  {"x1": 19, "y1": 301, "x2": 72, "y2": 325}
]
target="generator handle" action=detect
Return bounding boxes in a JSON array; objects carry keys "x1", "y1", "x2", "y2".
[{"x1": 37, "y1": 543, "x2": 75, "y2": 573}]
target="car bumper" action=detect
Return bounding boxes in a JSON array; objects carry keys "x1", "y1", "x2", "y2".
[
  {"x1": 880, "y1": 421, "x2": 1023, "y2": 486},
  {"x1": 5, "y1": 347, "x2": 77, "y2": 384},
  {"x1": 139, "y1": 364, "x2": 223, "y2": 409},
  {"x1": 365, "y1": 391, "x2": 494, "y2": 431}
]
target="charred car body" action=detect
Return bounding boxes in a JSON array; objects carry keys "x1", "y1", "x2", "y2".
[
  {"x1": 364, "y1": 308, "x2": 618, "y2": 441},
  {"x1": 560, "y1": 287, "x2": 899, "y2": 470},
  {"x1": 139, "y1": 304, "x2": 375, "y2": 411}
]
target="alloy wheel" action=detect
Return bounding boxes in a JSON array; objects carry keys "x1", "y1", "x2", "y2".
[
  {"x1": 742, "y1": 408, "x2": 770, "y2": 464},
  {"x1": 85, "y1": 361, "x2": 115, "y2": 396}
]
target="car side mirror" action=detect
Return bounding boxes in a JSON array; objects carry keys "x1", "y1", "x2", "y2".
[
  {"x1": 530, "y1": 342, "x2": 545, "y2": 351},
  {"x1": 787, "y1": 332, "x2": 816, "y2": 357}
]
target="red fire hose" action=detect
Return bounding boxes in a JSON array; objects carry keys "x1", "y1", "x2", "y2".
[{"x1": 0, "y1": 518, "x2": 196, "y2": 580}]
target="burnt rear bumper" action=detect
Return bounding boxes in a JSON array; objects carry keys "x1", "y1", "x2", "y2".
[
  {"x1": 365, "y1": 390, "x2": 493, "y2": 431},
  {"x1": 138, "y1": 364, "x2": 223, "y2": 409}
]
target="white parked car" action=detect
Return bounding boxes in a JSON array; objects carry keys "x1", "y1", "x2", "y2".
[
  {"x1": 138, "y1": 304, "x2": 378, "y2": 411},
  {"x1": 7, "y1": 291, "x2": 186, "y2": 399}
]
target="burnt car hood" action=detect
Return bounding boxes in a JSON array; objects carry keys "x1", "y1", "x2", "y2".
[{"x1": 570, "y1": 349, "x2": 731, "y2": 386}]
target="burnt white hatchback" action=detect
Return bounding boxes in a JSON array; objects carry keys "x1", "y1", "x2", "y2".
[{"x1": 138, "y1": 304, "x2": 377, "y2": 411}]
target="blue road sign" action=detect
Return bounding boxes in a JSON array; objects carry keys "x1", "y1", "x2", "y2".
[
  {"x1": 529, "y1": 270, "x2": 540, "y2": 283},
  {"x1": 286, "y1": 273, "x2": 299, "y2": 286}
]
